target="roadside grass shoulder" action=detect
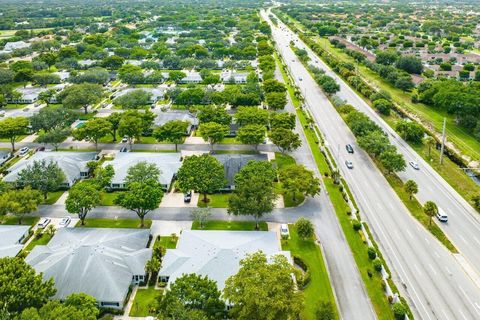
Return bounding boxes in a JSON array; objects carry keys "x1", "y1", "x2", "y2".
[
  {"x1": 191, "y1": 220, "x2": 268, "y2": 231},
  {"x1": 75, "y1": 218, "x2": 152, "y2": 229}
]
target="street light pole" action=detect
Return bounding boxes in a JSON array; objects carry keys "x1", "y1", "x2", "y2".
[{"x1": 439, "y1": 117, "x2": 446, "y2": 165}]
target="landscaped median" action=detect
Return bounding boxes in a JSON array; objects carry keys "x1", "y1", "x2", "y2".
[{"x1": 275, "y1": 51, "x2": 412, "y2": 319}]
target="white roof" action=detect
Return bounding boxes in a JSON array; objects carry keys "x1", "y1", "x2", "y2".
[
  {"x1": 4, "y1": 41, "x2": 30, "y2": 51},
  {"x1": 26, "y1": 228, "x2": 152, "y2": 302},
  {"x1": 159, "y1": 230, "x2": 291, "y2": 290},
  {"x1": 3, "y1": 151, "x2": 97, "y2": 185},
  {"x1": 105, "y1": 152, "x2": 182, "y2": 187},
  {"x1": 0, "y1": 225, "x2": 29, "y2": 258}
]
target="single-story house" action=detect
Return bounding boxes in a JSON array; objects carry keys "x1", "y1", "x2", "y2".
[
  {"x1": 3, "y1": 151, "x2": 98, "y2": 188},
  {"x1": 159, "y1": 230, "x2": 292, "y2": 291},
  {"x1": 112, "y1": 87, "x2": 165, "y2": 103},
  {"x1": 180, "y1": 71, "x2": 202, "y2": 84},
  {"x1": 0, "y1": 225, "x2": 30, "y2": 258},
  {"x1": 1, "y1": 40, "x2": 31, "y2": 54},
  {"x1": 154, "y1": 111, "x2": 198, "y2": 134},
  {"x1": 0, "y1": 150, "x2": 11, "y2": 166},
  {"x1": 8, "y1": 84, "x2": 65, "y2": 104},
  {"x1": 53, "y1": 71, "x2": 71, "y2": 82},
  {"x1": 213, "y1": 153, "x2": 269, "y2": 190},
  {"x1": 221, "y1": 71, "x2": 249, "y2": 84},
  {"x1": 26, "y1": 228, "x2": 152, "y2": 309},
  {"x1": 78, "y1": 59, "x2": 97, "y2": 68},
  {"x1": 105, "y1": 152, "x2": 182, "y2": 190}
]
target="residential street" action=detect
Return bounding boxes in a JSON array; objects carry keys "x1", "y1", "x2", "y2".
[{"x1": 263, "y1": 7, "x2": 480, "y2": 320}]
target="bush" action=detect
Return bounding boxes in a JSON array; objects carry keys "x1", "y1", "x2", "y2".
[
  {"x1": 296, "y1": 218, "x2": 315, "y2": 239},
  {"x1": 392, "y1": 302, "x2": 408, "y2": 320},
  {"x1": 367, "y1": 247, "x2": 377, "y2": 260},
  {"x1": 367, "y1": 269, "x2": 373, "y2": 278},
  {"x1": 352, "y1": 219, "x2": 362, "y2": 231},
  {"x1": 373, "y1": 259, "x2": 383, "y2": 272},
  {"x1": 316, "y1": 301, "x2": 335, "y2": 320}
]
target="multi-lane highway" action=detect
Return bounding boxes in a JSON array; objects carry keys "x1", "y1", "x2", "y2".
[{"x1": 262, "y1": 8, "x2": 480, "y2": 320}]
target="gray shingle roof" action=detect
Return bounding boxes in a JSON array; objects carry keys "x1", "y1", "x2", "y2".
[
  {"x1": 154, "y1": 111, "x2": 198, "y2": 127},
  {"x1": 159, "y1": 230, "x2": 291, "y2": 291},
  {"x1": 26, "y1": 228, "x2": 152, "y2": 303},
  {"x1": 0, "y1": 225, "x2": 29, "y2": 258},
  {"x1": 213, "y1": 154, "x2": 268, "y2": 187},
  {"x1": 3, "y1": 151, "x2": 97, "y2": 186},
  {"x1": 105, "y1": 152, "x2": 182, "y2": 188}
]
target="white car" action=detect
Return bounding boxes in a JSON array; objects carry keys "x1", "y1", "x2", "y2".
[
  {"x1": 37, "y1": 218, "x2": 51, "y2": 229},
  {"x1": 59, "y1": 217, "x2": 71, "y2": 227},
  {"x1": 345, "y1": 160, "x2": 354, "y2": 169},
  {"x1": 409, "y1": 161, "x2": 419, "y2": 170},
  {"x1": 436, "y1": 208, "x2": 448, "y2": 222},
  {"x1": 19, "y1": 147, "x2": 29, "y2": 156},
  {"x1": 121, "y1": 136, "x2": 128, "y2": 143},
  {"x1": 280, "y1": 224, "x2": 290, "y2": 238}
]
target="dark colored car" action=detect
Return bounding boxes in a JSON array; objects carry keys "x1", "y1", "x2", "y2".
[
  {"x1": 346, "y1": 144, "x2": 354, "y2": 154},
  {"x1": 184, "y1": 191, "x2": 192, "y2": 203},
  {"x1": 120, "y1": 147, "x2": 128, "y2": 153}
]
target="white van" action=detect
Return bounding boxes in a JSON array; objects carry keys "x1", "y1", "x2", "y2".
[{"x1": 436, "y1": 208, "x2": 448, "y2": 222}]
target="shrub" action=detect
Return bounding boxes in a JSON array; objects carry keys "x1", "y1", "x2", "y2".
[
  {"x1": 373, "y1": 259, "x2": 383, "y2": 272},
  {"x1": 296, "y1": 218, "x2": 315, "y2": 239},
  {"x1": 392, "y1": 302, "x2": 408, "y2": 320},
  {"x1": 367, "y1": 269, "x2": 373, "y2": 278},
  {"x1": 352, "y1": 219, "x2": 362, "y2": 231},
  {"x1": 368, "y1": 247, "x2": 377, "y2": 260},
  {"x1": 316, "y1": 301, "x2": 335, "y2": 320}
]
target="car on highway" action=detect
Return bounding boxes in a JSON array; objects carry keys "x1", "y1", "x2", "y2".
[
  {"x1": 37, "y1": 218, "x2": 51, "y2": 229},
  {"x1": 345, "y1": 160, "x2": 354, "y2": 169},
  {"x1": 19, "y1": 147, "x2": 29, "y2": 156},
  {"x1": 121, "y1": 136, "x2": 128, "y2": 143},
  {"x1": 120, "y1": 147, "x2": 128, "y2": 153},
  {"x1": 298, "y1": 77, "x2": 303, "y2": 81},
  {"x1": 280, "y1": 224, "x2": 290, "y2": 238},
  {"x1": 409, "y1": 161, "x2": 419, "y2": 170},
  {"x1": 59, "y1": 217, "x2": 71, "y2": 227},
  {"x1": 184, "y1": 191, "x2": 192, "y2": 203},
  {"x1": 346, "y1": 144, "x2": 354, "y2": 154},
  {"x1": 436, "y1": 208, "x2": 448, "y2": 222}
]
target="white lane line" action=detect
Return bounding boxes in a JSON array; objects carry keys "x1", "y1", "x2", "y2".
[
  {"x1": 445, "y1": 266, "x2": 452, "y2": 274},
  {"x1": 414, "y1": 264, "x2": 423, "y2": 276},
  {"x1": 458, "y1": 309, "x2": 468, "y2": 320},
  {"x1": 406, "y1": 228, "x2": 413, "y2": 239},
  {"x1": 474, "y1": 236, "x2": 480, "y2": 246},
  {"x1": 388, "y1": 202, "x2": 395, "y2": 211},
  {"x1": 459, "y1": 234, "x2": 469, "y2": 245},
  {"x1": 459, "y1": 285, "x2": 480, "y2": 317},
  {"x1": 424, "y1": 237, "x2": 430, "y2": 245},
  {"x1": 428, "y1": 264, "x2": 437, "y2": 276},
  {"x1": 434, "y1": 251, "x2": 440, "y2": 259}
]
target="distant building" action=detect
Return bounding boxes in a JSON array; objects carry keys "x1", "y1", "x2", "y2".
[
  {"x1": 112, "y1": 87, "x2": 166, "y2": 103},
  {"x1": 0, "y1": 225, "x2": 30, "y2": 258},
  {"x1": 3, "y1": 151, "x2": 98, "y2": 188},
  {"x1": 179, "y1": 71, "x2": 202, "y2": 84},
  {"x1": 26, "y1": 228, "x2": 152, "y2": 309},
  {"x1": 213, "y1": 153, "x2": 269, "y2": 190},
  {"x1": 154, "y1": 111, "x2": 198, "y2": 134},
  {"x1": 221, "y1": 71, "x2": 249, "y2": 84},
  {"x1": 1, "y1": 41, "x2": 30, "y2": 54}
]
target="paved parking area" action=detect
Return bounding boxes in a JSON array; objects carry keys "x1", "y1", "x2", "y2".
[
  {"x1": 160, "y1": 191, "x2": 198, "y2": 208},
  {"x1": 150, "y1": 220, "x2": 192, "y2": 237}
]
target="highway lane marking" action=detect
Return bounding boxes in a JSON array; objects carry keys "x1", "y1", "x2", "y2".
[
  {"x1": 424, "y1": 237, "x2": 430, "y2": 245},
  {"x1": 445, "y1": 266, "x2": 452, "y2": 275},
  {"x1": 474, "y1": 236, "x2": 480, "y2": 246},
  {"x1": 458, "y1": 309, "x2": 468, "y2": 320},
  {"x1": 414, "y1": 264, "x2": 423, "y2": 276},
  {"x1": 406, "y1": 229, "x2": 414, "y2": 239},
  {"x1": 459, "y1": 234, "x2": 469, "y2": 245},
  {"x1": 459, "y1": 285, "x2": 480, "y2": 317},
  {"x1": 428, "y1": 264, "x2": 437, "y2": 276},
  {"x1": 434, "y1": 251, "x2": 440, "y2": 259}
]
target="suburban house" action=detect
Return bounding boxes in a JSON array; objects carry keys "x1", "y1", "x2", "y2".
[
  {"x1": 105, "y1": 152, "x2": 182, "y2": 190},
  {"x1": 220, "y1": 71, "x2": 249, "y2": 84},
  {"x1": 0, "y1": 150, "x2": 11, "y2": 166},
  {"x1": 213, "y1": 153, "x2": 269, "y2": 190},
  {"x1": 0, "y1": 40, "x2": 31, "y2": 54},
  {"x1": 180, "y1": 71, "x2": 203, "y2": 84},
  {"x1": 8, "y1": 84, "x2": 65, "y2": 104},
  {"x1": 159, "y1": 230, "x2": 292, "y2": 291},
  {"x1": 26, "y1": 228, "x2": 152, "y2": 309},
  {"x1": 154, "y1": 111, "x2": 198, "y2": 134},
  {"x1": 112, "y1": 87, "x2": 166, "y2": 103},
  {"x1": 3, "y1": 151, "x2": 98, "y2": 187},
  {"x1": 0, "y1": 225, "x2": 30, "y2": 258}
]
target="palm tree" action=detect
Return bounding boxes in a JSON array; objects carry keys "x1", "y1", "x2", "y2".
[
  {"x1": 404, "y1": 180, "x2": 418, "y2": 200},
  {"x1": 423, "y1": 201, "x2": 438, "y2": 227},
  {"x1": 331, "y1": 170, "x2": 341, "y2": 185},
  {"x1": 423, "y1": 136, "x2": 436, "y2": 157},
  {"x1": 145, "y1": 257, "x2": 161, "y2": 285}
]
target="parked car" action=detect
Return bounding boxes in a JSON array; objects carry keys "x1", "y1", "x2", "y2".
[
  {"x1": 436, "y1": 208, "x2": 448, "y2": 222},
  {"x1": 35, "y1": 146, "x2": 45, "y2": 152},
  {"x1": 280, "y1": 224, "x2": 290, "y2": 238},
  {"x1": 184, "y1": 191, "x2": 192, "y2": 203},
  {"x1": 346, "y1": 144, "x2": 354, "y2": 154},
  {"x1": 120, "y1": 147, "x2": 128, "y2": 153},
  {"x1": 345, "y1": 160, "x2": 354, "y2": 169},
  {"x1": 37, "y1": 218, "x2": 51, "y2": 229},
  {"x1": 409, "y1": 161, "x2": 419, "y2": 170},
  {"x1": 59, "y1": 217, "x2": 71, "y2": 227},
  {"x1": 121, "y1": 136, "x2": 128, "y2": 143},
  {"x1": 19, "y1": 147, "x2": 29, "y2": 156}
]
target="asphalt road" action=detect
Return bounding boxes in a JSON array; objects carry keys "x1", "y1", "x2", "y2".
[{"x1": 263, "y1": 8, "x2": 480, "y2": 320}]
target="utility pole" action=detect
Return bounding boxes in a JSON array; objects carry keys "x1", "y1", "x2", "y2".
[{"x1": 440, "y1": 117, "x2": 446, "y2": 165}]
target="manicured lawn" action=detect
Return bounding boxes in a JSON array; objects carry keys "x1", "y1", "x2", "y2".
[
  {"x1": 129, "y1": 286, "x2": 160, "y2": 317},
  {"x1": 99, "y1": 191, "x2": 124, "y2": 206},
  {"x1": 0, "y1": 135, "x2": 27, "y2": 143},
  {"x1": 24, "y1": 232, "x2": 53, "y2": 252},
  {"x1": 0, "y1": 216, "x2": 39, "y2": 226},
  {"x1": 197, "y1": 193, "x2": 230, "y2": 208},
  {"x1": 191, "y1": 220, "x2": 268, "y2": 231},
  {"x1": 219, "y1": 137, "x2": 242, "y2": 144},
  {"x1": 282, "y1": 225, "x2": 338, "y2": 320},
  {"x1": 155, "y1": 236, "x2": 178, "y2": 249},
  {"x1": 4, "y1": 104, "x2": 26, "y2": 109},
  {"x1": 42, "y1": 191, "x2": 65, "y2": 205},
  {"x1": 274, "y1": 152, "x2": 296, "y2": 169},
  {"x1": 76, "y1": 218, "x2": 152, "y2": 229}
]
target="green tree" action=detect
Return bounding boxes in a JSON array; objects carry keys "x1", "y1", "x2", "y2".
[
  {"x1": 404, "y1": 180, "x2": 419, "y2": 200},
  {"x1": 114, "y1": 181, "x2": 163, "y2": 227},
  {"x1": 17, "y1": 160, "x2": 65, "y2": 199},
  {"x1": 157, "y1": 274, "x2": 225, "y2": 319},
  {"x1": 295, "y1": 217, "x2": 315, "y2": 239},
  {"x1": 223, "y1": 252, "x2": 303, "y2": 320},
  {"x1": 73, "y1": 117, "x2": 111, "y2": 150},
  {"x1": 197, "y1": 105, "x2": 231, "y2": 125},
  {"x1": 379, "y1": 149, "x2": 406, "y2": 173},
  {"x1": 269, "y1": 128, "x2": 301, "y2": 153},
  {"x1": 234, "y1": 106, "x2": 269, "y2": 127},
  {"x1": 357, "y1": 131, "x2": 390, "y2": 157},
  {"x1": 0, "y1": 117, "x2": 29, "y2": 151},
  {"x1": 423, "y1": 201, "x2": 438, "y2": 226},
  {"x1": 106, "y1": 112, "x2": 122, "y2": 142},
  {"x1": 0, "y1": 257, "x2": 56, "y2": 314},
  {"x1": 113, "y1": 90, "x2": 152, "y2": 109},
  {"x1": 118, "y1": 113, "x2": 143, "y2": 150},
  {"x1": 228, "y1": 161, "x2": 277, "y2": 229},
  {"x1": 265, "y1": 92, "x2": 287, "y2": 110},
  {"x1": 423, "y1": 136, "x2": 436, "y2": 157},
  {"x1": 191, "y1": 207, "x2": 212, "y2": 229},
  {"x1": 396, "y1": 120, "x2": 424, "y2": 143},
  {"x1": 262, "y1": 79, "x2": 286, "y2": 93},
  {"x1": 33, "y1": 127, "x2": 69, "y2": 151},
  {"x1": 270, "y1": 112, "x2": 296, "y2": 130},
  {"x1": 198, "y1": 122, "x2": 229, "y2": 151},
  {"x1": 59, "y1": 83, "x2": 103, "y2": 114},
  {"x1": 154, "y1": 120, "x2": 189, "y2": 151},
  {"x1": 176, "y1": 154, "x2": 226, "y2": 203},
  {"x1": 396, "y1": 55, "x2": 423, "y2": 74},
  {"x1": 168, "y1": 70, "x2": 187, "y2": 84},
  {"x1": 279, "y1": 164, "x2": 320, "y2": 202},
  {"x1": 65, "y1": 181, "x2": 100, "y2": 226},
  {"x1": 373, "y1": 99, "x2": 392, "y2": 116},
  {"x1": 30, "y1": 108, "x2": 76, "y2": 133},
  {"x1": 2, "y1": 187, "x2": 42, "y2": 225},
  {"x1": 236, "y1": 124, "x2": 265, "y2": 150},
  {"x1": 392, "y1": 302, "x2": 408, "y2": 320},
  {"x1": 125, "y1": 161, "x2": 160, "y2": 185}
]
